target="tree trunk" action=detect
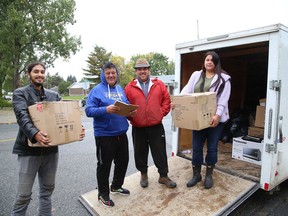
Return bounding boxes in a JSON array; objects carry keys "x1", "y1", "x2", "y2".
[{"x1": 13, "y1": 69, "x2": 20, "y2": 90}]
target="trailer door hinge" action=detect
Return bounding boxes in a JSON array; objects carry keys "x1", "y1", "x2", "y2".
[
  {"x1": 266, "y1": 143, "x2": 277, "y2": 153},
  {"x1": 173, "y1": 81, "x2": 178, "y2": 89},
  {"x1": 269, "y1": 80, "x2": 281, "y2": 91}
]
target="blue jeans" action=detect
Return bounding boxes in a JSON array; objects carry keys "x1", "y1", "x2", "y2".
[
  {"x1": 11, "y1": 153, "x2": 59, "y2": 216},
  {"x1": 192, "y1": 123, "x2": 224, "y2": 166}
]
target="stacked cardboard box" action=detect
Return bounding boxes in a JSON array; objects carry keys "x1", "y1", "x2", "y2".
[{"x1": 248, "y1": 98, "x2": 266, "y2": 138}]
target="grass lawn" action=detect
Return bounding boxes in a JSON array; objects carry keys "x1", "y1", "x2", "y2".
[{"x1": 62, "y1": 95, "x2": 84, "y2": 100}]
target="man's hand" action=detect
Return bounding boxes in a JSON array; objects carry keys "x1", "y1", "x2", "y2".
[
  {"x1": 106, "y1": 105, "x2": 120, "y2": 114},
  {"x1": 170, "y1": 102, "x2": 175, "y2": 109},
  {"x1": 128, "y1": 110, "x2": 137, "y2": 117},
  {"x1": 79, "y1": 127, "x2": 85, "y2": 141},
  {"x1": 34, "y1": 130, "x2": 50, "y2": 147}
]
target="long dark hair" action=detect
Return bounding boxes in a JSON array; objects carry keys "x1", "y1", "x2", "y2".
[
  {"x1": 200, "y1": 51, "x2": 228, "y2": 97},
  {"x1": 27, "y1": 61, "x2": 46, "y2": 73}
]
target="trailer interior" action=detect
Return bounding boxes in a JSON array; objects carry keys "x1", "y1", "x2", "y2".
[{"x1": 177, "y1": 41, "x2": 269, "y2": 182}]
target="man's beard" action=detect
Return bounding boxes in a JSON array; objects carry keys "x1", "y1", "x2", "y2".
[
  {"x1": 34, "y1": 82, "x2": 43, "y2": 87},
  {"x1": 30, "y1": 79, "x2": 43, "y2": 87}
]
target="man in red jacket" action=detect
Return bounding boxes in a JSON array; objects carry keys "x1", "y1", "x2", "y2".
[{"x1": 125, "y1": 58, "x2": 176, "y2": 188}]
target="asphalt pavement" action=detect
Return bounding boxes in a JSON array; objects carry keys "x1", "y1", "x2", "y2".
[
  {"x1": 0, "y1": 107, "x2": 172, "y2": 216},
  {"x1": 0, "y1": 107, "x2": 17, "y2": 124}
]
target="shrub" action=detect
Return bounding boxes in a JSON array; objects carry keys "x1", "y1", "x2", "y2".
[{"x1": 0, "y1": 98, "x2": 13, "y2": 108}]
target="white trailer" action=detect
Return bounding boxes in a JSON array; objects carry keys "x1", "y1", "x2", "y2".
[{"x1": 171, "y1": 23, "x2": 288, "y2": 213}]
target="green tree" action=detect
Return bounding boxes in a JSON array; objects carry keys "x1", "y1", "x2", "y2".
[
  {"x1": 45, "y1": 72, "x2": 64, "y2": 88},
  {"x1": 111, "y1": 56, "x2": 134, "y2": 87},
  {"x1": 83, "y1": 45, "x2": 112, "y2": 84},
  {"x1": 130, "y1": 52, "x2": 174, "y2": 76},
  {"x1": 0, "y1": 0, "x2": 81, "y2": 95},
  {"x1": 58, "y1": 80, "x2": 71, "y2": 95},
  {"x1": 67, "y1": 74, "x2": 77, "y2": 83}
]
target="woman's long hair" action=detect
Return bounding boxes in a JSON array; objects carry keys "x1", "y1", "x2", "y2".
[{"x1": 200, "y1": 51, "x2": 228, "y2": 97}]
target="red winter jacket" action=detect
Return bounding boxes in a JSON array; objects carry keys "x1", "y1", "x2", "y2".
[{"x1": 124, "y1": 77, "x2": 171, "y2": 127}]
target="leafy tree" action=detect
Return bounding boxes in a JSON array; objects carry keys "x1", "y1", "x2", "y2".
[
  {"x1": 83, "y1": 45, "x2": 112, "y2": 84},
  {"x1": 0, "y1": 0, "x2": 81, "y2": 96},
  {"x1": 130, "y1": 52, "x2": 174, "y2": 76},
  {"x1": 45, "y1": 72, "x2": 64, "y2": 88},
  {"x1": 111, "y1": 56, "x2": 134, "y2": 87},
  {"x1": 58, "y1": 80, "x2": 71, "y2": 95}
]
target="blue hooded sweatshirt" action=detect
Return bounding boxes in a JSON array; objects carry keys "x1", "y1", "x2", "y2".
[{"x1": 85, "y1": 68, "x2": 129, "y2": 137}]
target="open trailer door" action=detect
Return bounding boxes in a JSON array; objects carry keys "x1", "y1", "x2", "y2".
[{"x1": 79, "y1": 156, "x2": 258, "y2": 216}]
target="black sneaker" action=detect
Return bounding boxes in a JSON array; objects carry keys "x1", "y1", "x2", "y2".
[
  {"x1": 110, "y1": 187, "x2": 130, "y2": 195},
  {"x1": 98, "y1": 195, "x2": 115, "y2": 207}
]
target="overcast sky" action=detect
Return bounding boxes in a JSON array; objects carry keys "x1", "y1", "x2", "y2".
[{"x1": 49, "y1": 0, "x2": 288, "y2": 81}]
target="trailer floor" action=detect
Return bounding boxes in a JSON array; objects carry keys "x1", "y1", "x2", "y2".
[
  {"x1": 79, "y1": 156, "x2": 258, "y2": 216},
  {"x1": 180, "y1": 142, "x2": 261, "y2": 182}
]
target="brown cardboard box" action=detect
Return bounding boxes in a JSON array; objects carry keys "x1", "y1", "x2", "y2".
[
  {"x1": 172, "y1": 92, "x2": 217, "y2": 130},
  {"x1": 248, "y1": 126, "x2": 264, "y2": 138},
  {"x1": 28, "y1": 101, "x2": 82, "y2": 147},
  {"x1": 259, "y1": 98, "x2": 266, "y2": 106},
  {"x1": 254, "y1": 106, "x2": 265, "y2": 128}
]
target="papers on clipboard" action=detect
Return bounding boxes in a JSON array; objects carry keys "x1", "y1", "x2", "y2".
[{"x1": 114, "y1": 101, "x2": 138, "y2": 116}]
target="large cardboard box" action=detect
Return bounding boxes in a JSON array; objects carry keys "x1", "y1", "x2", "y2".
[
  {"x1": 254, "y1": 105, "x2": 265, "y2": 128},
  {"x1": 172, "y1": 92, "x2": 217, "y2": 130},
  {"x1": 232, "y1": 137, "x2": 263, "y2": 165},
  {"x1": 28, "y1": 101, "x2": 82, "y2": 147},
  {"x1": 248, "y1": 126, "x2": 264, "y2": 138}
]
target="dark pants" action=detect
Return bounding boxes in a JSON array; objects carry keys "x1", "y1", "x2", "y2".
[
  {"x1": 95, "y1": 134, "x2": 129, "y2": 196},
  {"x1": 192, "y1": 123, "x2": 224, "y2": 166},
  {"x1": 132, "y1": 123, "x2": 168, "y2": 177}
]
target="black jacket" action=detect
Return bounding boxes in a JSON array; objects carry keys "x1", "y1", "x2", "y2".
[{"x1": 12, "y1": 84, "x2": 61, "y2": 156}]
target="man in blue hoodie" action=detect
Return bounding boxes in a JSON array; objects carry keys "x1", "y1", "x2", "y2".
[{"x1": 85, "y1": 62, "x2": 133, "y2": 207}]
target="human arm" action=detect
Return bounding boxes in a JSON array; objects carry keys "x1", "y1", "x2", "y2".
[
  {"x1": 215, "y1": 77, "x2": 231, "y2": 118},
  {"x1": 160, "y1": 81, "x2": 171, "y2": 116},
  {"x1": 180, "y1": 71, "x2": 201, "y2": 95},
  {"x1": 12, "y1": 88, "x2": 42, "y2": 144},
  {"x1": 79, "y1": 127, "x2": 85, "y2": 141},
  {"x1": 85, "y1": 87, "x2": 109, "y2": 117}
]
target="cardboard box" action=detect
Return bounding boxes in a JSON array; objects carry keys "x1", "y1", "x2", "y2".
[
  {"x1": 254, "y1": 105, "x2": 265, "y2": 128},
  {"x1": 232, "y1": 137, "x2": 263, "y2": 165},
  {"x1": 248, "y1": 126, "x2": 264, "y2": 138},
  {"x1": 172, "y1": 92, "x2": 217, "y2": 130},
  {"x1": 259, "y1": 98, "x2": 266, "y2": 106},
  {"x1": 28, "y1": 101, "x2": 82, "y2": 147}
]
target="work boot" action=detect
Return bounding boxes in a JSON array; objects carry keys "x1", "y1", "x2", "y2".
[
  {"x1": 204, "y1": 165, "x2": 214, "y2": 189},
  {"x1": 158, "y1": 176, "x2": 177, "y2": 188},
  {"x1": 140, "y1": 173, "x2": 148, "y2": 188},
  {"x1": 187, "y1": 165, "x2": 202, "y2": 187}
]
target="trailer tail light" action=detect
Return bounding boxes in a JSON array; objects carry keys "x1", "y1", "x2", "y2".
[
  {"x1": 172, "y1": 151, "x2": 175, "y2": 156},
  {"x1": 264, "y1": 183, "x2": 269, "y2": 190}
]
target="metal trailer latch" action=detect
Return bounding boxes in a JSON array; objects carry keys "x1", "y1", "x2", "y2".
[
  {"x1": 269, "y1": 80, "x2": 281, "y2": 91},
  {"x1": 266, "y1": 143, "x2": 277, "y2": 153}
]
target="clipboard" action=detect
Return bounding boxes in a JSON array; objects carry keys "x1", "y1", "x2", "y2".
[{"x1": 114, "y1": 101, "x2": 138, "y2": 116}]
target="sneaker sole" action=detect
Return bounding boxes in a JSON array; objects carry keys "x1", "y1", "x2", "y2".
[
  {"x1": 98, "y1": 199, "x2": 114, "y2": 208},
  {"x1": 110, "y1": 191, "x2": 130, "y2": 196},
  {"x1": 158, "y1": 181, "x2": 177, "y2": 188}
]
